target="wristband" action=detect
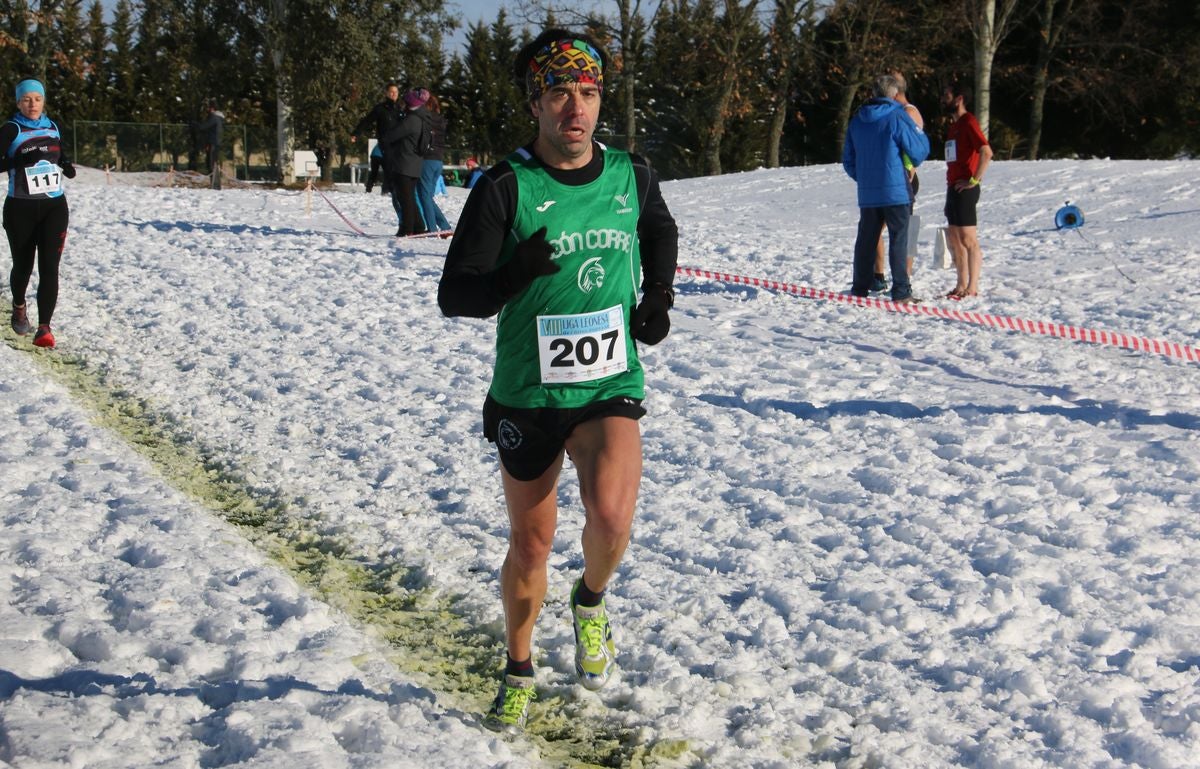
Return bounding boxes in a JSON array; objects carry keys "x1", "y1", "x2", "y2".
[{"x1": 970, "y1": 176, "x2": 980, "y2": 186}]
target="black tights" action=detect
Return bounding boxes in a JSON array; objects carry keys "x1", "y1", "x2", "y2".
[
  {"x1": 5, "y1": 196, "x2": 69, "y2": 325},
  {"x1": 390, "y1": 175, "x2": 423, "y2": 236}
]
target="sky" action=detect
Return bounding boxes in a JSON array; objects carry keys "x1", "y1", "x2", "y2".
[
  {"x1": 445, "y1": 0, "x2": 504, "y2": 52},
  {"x1": 2, "y1": 158, "x2": 1199, "y2": 768}
]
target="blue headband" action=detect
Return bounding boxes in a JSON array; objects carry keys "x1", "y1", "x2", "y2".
[{"x1": 15, "y1": 79, "x2": 45, "y2": 102}]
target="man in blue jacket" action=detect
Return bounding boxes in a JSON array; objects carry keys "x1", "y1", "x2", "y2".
[{"x1": 843, "y1": 73, "x2": 930, "y2": 302}]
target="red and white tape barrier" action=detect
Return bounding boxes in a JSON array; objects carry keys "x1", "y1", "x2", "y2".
[
  {"x1": 677, "y1": 266, "x2": 1200, "y2": 364},
  {"x1": 315, "y1": 188, "x2": 369, "y2": 236},
  {"x1": 314, "y1": 189, "x2": 453, "y2": 240}
]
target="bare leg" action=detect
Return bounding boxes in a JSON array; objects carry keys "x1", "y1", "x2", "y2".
[
  {"x1": 959, "y1": 224, "x2": 983, "y2": 295},
  {"x1": 499, "y1": 454, "x2": 564, "y2": 662},
  {"x1": 565, "y1": 417, "x2": 642, "y2": 595},
  {"x1": 947, "y1": 225, "x2": 969, "y2": 295}
]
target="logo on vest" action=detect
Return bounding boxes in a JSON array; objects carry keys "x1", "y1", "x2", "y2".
[
  {"x1": 577, "y1": 257, "x2": 606, "y2": 293},
  {"x1": 613, "y1": 193, "x2": 633, "y2": 214},
  {"x1": 536, "y1": 200, "x2": 557, "y2": 212},
  {"x1": 550, "y1": 228, "x2": 634, "y2": 258}
]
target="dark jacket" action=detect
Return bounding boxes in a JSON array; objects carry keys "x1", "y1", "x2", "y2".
[
  {"x1": 196, "y1": 109, "x2": 225, "y2": 149},
  {"x1": 379, "y1": 108, "x2": 428, "y2": 178},
  {"x1": 424, "y1": 111, "x2": 447, "y2": 161},
  {"x1": 352, "y1": 99, "x2": 404, "y2": 142}
]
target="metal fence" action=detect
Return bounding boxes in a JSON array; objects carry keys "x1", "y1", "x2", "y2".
[
  {"x1": 68, "y1": 122, "x2": 633, "y2": 184},
  {"x1": 71, "y1": 121, "x2": 281, "y2": 182}
]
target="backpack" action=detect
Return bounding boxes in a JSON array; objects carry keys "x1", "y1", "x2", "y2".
[{"x1": 416, "y1": 115, "x2": 434, "y2": 156}]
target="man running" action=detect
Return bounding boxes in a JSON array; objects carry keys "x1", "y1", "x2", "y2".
[{"x1": 437, "y1": 28, "x2": 679, "y2": 731}]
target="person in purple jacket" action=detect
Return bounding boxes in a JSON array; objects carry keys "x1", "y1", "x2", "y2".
[{"x1": 843, "y1": 72, "x2": 930, "y2": 303}]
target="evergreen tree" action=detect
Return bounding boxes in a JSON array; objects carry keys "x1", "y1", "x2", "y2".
[
  {"x1": 449, "y1": 14, "x2": 526, "y2": 164},
  {"x1": 27, "y1": 0, "x2": 60, "y2": 80},
  {"x1": 48, "y1": 0, "x2": 86, "y2": 125},
  {"x1": 642, "y1": 0, "x2": 715, "y2": 178},
  {"x1": 106, "y1": 0, "x2": 136, "y2": 120},
  {"x1": 82, "y1": 0, "x2": 109, "y2": 121},
  {"x1": 1, "y1": 0, "x2": 32, "y2": 83},
  {"x1": 0, "y1": 0, "x2": 64, "y2": 82},
  {"x1": 133, "y1": 0, "x2": 193, "y2": 123}
]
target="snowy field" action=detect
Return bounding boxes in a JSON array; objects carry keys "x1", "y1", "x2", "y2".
[{"x1": 2, "y1": 158, "x2": 1198, "y2": 768}]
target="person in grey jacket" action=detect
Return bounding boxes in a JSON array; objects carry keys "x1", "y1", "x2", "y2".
[
  {"x1": 843, "y1": 72, "x2": 930, "y2": 301},
  {"x1": 380, "y1": 88, "x2": 430, "y2": 236}
]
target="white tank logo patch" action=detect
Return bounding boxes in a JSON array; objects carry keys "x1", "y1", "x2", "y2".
[{"x1": 577, "y1": 257, "x2": 606, "y2": 293}]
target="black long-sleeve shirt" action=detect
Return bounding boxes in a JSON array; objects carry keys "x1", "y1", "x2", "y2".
[
  {"x1": 438, "y1": 142, "x2": 678, "y2": 318},
  {"x1": 352, "y1": 99, "x2": 404, "y2": 141}
]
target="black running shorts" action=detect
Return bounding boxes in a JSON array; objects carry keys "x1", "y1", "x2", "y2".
[
  {"x1": 483, "y1": 394, "x2": 646, "y2": 482},
  {"x1": 944, "y1": 183, "x2": 981, "y2": 227}
]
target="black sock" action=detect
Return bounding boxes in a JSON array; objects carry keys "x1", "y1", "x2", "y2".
[
  {"x1": 573, "y1": 577, "x2": 605, "y2": 608},
  {"x1": 505, "y1": 655, "x2": 534, "y2": 678}
]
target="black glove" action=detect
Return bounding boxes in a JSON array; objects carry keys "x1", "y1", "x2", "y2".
[
  {"x1": 497, "y1": 226, "x2": 559, "y2": 298},
  {"x1": 60, "y1": 162, "x2": 76, "y2": 179},
  {"x1": 630, "y1": 285, "x2": 674, "y2": 345}
]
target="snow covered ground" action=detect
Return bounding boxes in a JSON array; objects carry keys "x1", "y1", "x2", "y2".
[{"x1": 2, "y1": 159, "x2": 1198, "y2": 768}]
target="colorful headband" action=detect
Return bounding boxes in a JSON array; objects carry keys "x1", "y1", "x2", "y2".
[
  {"x1": 15, "y1": 79, "x2": 45, "y2": 102},
  {"x1": 526, "y1": 39, "x2": 604, "y2": 99}
]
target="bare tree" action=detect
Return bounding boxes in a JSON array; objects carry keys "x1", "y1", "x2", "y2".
[
  {"x1": 965, "y1": 0, "x2": 1025, "y2": 137},
  {"x1": 244, "y1": 0, "x2": 294, "y2": 183},
  {"x1": 701, "y1": 0, "x2": 759, "y2": 175},
  {"x1": 764, "y1": 0, "x2": 815, "y2": 167},
  {"x1": 825, "y1": 0, "x2": 899, "y2": 157},
  {"x1": 1025, "y1": 0, "x2": 1078, "y2": 158}
]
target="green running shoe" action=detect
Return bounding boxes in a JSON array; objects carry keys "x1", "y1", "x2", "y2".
[
  {"x1": 484, "y1": 674, "x2": 536, "y2": 731},
  {"x1": 571, "y1": 580, "x2": 617, "y2": 690}
]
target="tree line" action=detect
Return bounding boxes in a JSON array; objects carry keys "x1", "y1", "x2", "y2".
[{"x1": 2, "y1": 0, "x2": 1197, "y2": 182}]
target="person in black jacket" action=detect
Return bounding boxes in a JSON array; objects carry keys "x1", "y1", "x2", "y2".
[
  {"x1": 195, "y1": 99, "x2": 225, "y2": 189},
  {"x1": 379, "y1": 88, "x2": 430, "y2": 236},
  {"x1": 418, "y1": 92, "x2": 452, "y2": 233},
  {"x1": 2, "y1": 78, "x2": 76, "y2": 348},
  {"x1": 351, "y1": 82, "x2": 403, "y2": 193}
]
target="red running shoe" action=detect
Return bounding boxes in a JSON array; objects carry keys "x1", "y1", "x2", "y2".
[{"x1": 33, "y1": 325, "x2": 55, "y2": 348}]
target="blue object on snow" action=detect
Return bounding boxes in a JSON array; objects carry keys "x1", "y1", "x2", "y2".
[{"x1": 1056, "y1": 204, "x2": 1085, "y2": 230}]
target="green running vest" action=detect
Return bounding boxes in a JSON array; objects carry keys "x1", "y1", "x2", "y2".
[{"x1": 489, "y1": 147, "x2": 645, "y2": 409}]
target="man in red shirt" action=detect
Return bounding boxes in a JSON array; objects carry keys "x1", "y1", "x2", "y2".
[{"x1": 941, "y1": 82, "x2": 993, "y2": 299}]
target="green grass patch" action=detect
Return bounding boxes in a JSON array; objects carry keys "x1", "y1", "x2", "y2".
[{"x1": 5, "y1": 330, "x2": 695, "y2": 768}]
